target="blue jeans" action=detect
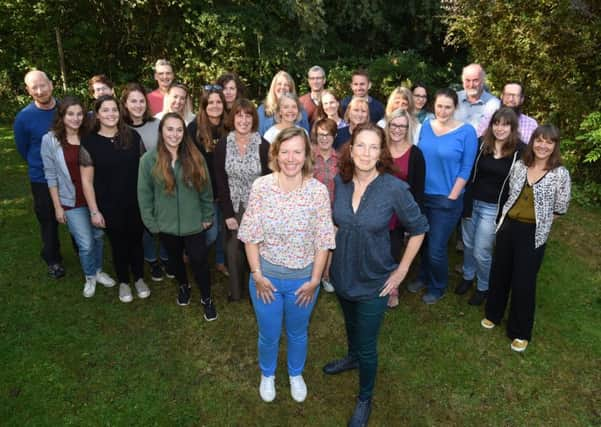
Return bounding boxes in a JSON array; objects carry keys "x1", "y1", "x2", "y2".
[
  {"x1": 249, "y1": 275, "x2": 319, "y2": 377},
  {"x1": 205, "y1": 202, "x2": 225, "y2": 265},
  {"x1": 461, "y1": 200, "x2": 497, "y2": 291},
  {"x1": 64, "y1": 207, "x2": 105, "y2": 277},
  {"x1": 143, "y1": 230, "x2": 168, "y2": 263},
  {"x1": 419, "y1": 194, "x2": 463, "y2": 297}
]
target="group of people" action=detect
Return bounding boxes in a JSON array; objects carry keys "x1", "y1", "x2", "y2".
[{"x1": 14, "y1": 60, "x2": 571, "y2": 426}]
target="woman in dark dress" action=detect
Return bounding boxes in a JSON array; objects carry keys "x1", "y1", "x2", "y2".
[{"x1": 80, "y1": 95, "x2": 149, "y2": 303}]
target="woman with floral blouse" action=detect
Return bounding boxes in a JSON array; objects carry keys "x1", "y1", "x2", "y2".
[{"x1": 238, "y1": 127, "x2": 336, "y2": 404}]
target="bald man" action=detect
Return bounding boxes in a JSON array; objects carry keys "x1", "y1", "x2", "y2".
[
  {"x1": 14, "y1": 70, "x2": 65, "y2": 278},
  {"x1": 454, "y1": 64, "x2": 500, "y2": 130}
]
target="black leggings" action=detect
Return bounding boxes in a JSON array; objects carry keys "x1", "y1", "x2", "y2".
[
  {"x1": 105, "y1": 227, "x2": 144, "y2": 284},
  {"x1": 160, "y1": 232, "x2": 212, "y2": 301}
]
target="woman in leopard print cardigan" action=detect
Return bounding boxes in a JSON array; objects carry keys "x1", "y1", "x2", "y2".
[{"x1": 481, "y1": 125, "x2": 571, "y2": 353}]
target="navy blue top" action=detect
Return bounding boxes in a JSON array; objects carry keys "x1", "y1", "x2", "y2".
[
  {"x1": 14, "y1": 101, "x2": 58, "y2": 183},
  {"x1": 340, "y1": 95, "x2": 385, "y2": 124},
  {"x1": 330, "y1": 173, "x2": 429, "y2": 301}
]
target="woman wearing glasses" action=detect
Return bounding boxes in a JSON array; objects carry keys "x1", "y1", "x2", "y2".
[{"x1": 412, "y1": 82, "x2": 434, "y2": 124}]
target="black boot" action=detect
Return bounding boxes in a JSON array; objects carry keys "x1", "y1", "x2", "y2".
[
  {"x1": 177, "y1": 284, "x2": 190, "y2": 306},
  {"x1": 454, "y1": 278, "x2": 473, "y2": 295},
  {"x1": 468, "y1": 289, "x2": 488, "y2": 306},
  {"x1": 348, "y1": 398, "x2": 371, "y2": 427},
  {"x1": 323, "y1": 355, "x2": 359, "y2": 375}
]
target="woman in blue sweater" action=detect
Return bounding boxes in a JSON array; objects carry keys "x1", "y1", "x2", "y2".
[
  {"x1": 326, "y1": 123, "x2": 428, "y2": 427},
  {"x1": 408, "y1": 88, "x2": 478, "y2": 304}
]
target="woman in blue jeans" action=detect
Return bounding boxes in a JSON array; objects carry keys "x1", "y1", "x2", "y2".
[
  {"x1": 456, "y1": 108, "x2": 523, "y2": 305},
  {"x1": 41, "y1": 96, "x2": 115, "y2": 297},
  {"x1": 408, "y1": 88, "x2": 478, "y2": 304},
  {"x1": 326, "y1": 123, "x2": 427, "y2": 427},
  {"x1": 238, "y1": 127, "x2": 335, "y2": 404}
]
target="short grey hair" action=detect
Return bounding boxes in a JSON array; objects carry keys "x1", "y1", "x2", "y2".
[
  {"x1": 308, "y1": 65, "x2": 326, "y2": 78},
  {"x1": 154, "y1": 59, "x2": 172, "y2": 71}
]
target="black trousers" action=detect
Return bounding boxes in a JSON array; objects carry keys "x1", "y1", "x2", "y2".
[
  {"x1": 160, "y1": 232, "x2": 211, "y2": 301},
  {"x1": 485, "y1": 218, "x2": 546, "y2": 341},
  {"x1": 223, "y1": 209, "x2": 249, "y2": 301},
  {"x1": 105, "y1": 227, "x2": 144, "y2": 284},
  {"x1": 31, "y1": 182, "x2": 62, "y2": 265}
]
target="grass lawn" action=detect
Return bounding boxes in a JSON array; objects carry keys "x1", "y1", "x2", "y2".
[{"x1": 1, "y1": 124, "x2": 600, "y2": 426}]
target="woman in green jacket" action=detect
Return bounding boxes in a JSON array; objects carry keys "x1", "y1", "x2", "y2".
[{"x1": 138, "y1": 112, "x2": 217, "y2": 321}]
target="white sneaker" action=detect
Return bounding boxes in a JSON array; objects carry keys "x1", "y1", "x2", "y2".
[
  {"x1": 96, "y1": 270, "x2": 116, "y2": 288},
  {"x1": 321, "y1": 279, "x2": 335, "y2": 293},
  {"x1": 289, "y1": 375, "x2": 307, "y2": 402},
  {"x1": 259, "y1": 375, "x2": 276, "y2": 402},
  {"x1": 83, "y1": 276, "x2": 96, "y2": 298},
  {"x1": 134, "y1": 278, "x2": 151, "y2": 299},
  {"x1": 119, "y1": 283, "x2": 133, "y2": 303}
]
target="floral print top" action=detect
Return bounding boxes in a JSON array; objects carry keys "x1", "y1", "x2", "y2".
[{"x1": 238, "y1": 173, "x2": 336, "y2": 269}]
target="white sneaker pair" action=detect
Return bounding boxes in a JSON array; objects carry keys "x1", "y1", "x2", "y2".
[
  {"x1": 119, "y1": 279, "x2": 151, "y2": 303},
  {"x1": 83, "y1": 270, "x2": 116, "y2": 298},
  {"x1": 259, "y1": 375, "x2": 307, "y2": 403},
  {"x1": 321, "y1": 279, "x2": 335, "y2": 293}
]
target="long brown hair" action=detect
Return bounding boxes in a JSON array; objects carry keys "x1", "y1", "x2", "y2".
[
  {"x1": 195, "y1": 87, "x2": 227, "y2": 153},
  {"x1": 522, "y1": 124, "x2": 563, "y2": 170},
  {"x1": 153, "y1": 112, "x2": 208, "y2": 194},
  {"x1": 338, "y1": 123, "x2": 396, "y2": 183},
  {"x1": 51, "y1": 96, "x2": 87, "y2": 148},
  {"x1": 481, "y1": 107, "x2": 520, "y2": 157},
  {"x1": 93, "y1": 95, "x2": 132, "y2": 149}
]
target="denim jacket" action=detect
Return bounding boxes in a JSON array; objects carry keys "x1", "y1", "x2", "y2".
[
  {"x1": 497, "y1": 160, "x2": 571, "y2": 248},
  {"x1": 40, "y1": 131, "x2": 77, "y2": 207}
]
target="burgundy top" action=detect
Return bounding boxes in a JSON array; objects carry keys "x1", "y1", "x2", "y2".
[
  {"x1": 62, "y1": 143, "x2": 86, "y2": 210},
  {"x1": 389, "y1": 148, "x2": 412, "y2": 229}
]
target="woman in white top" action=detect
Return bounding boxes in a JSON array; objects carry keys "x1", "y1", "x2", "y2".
[{"x1": 263, "y1": 92, "x2": 308, "y2": 144}]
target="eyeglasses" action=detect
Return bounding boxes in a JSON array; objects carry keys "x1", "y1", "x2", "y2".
[
  {"x1": 317, "y1": 132, "x2": 333, "y2": 138},
  {"x1": 204, "y1": 84, "x2": 223, "y2": 92},
  {"x1": 308, "y1": 76, "x2": 325, "y2": 81},
  {"x1": 389, "y1": 124, "x2": 409, "y2": 130}
]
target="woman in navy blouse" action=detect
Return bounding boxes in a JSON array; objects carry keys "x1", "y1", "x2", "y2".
[{"x1": 326, "y1": 123, "x2": 428, "y2": 427}]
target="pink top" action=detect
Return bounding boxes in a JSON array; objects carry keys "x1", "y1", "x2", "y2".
[
  {"x1": 238, "y1": 174, "x2": 336, "y2": 269},
  {"x1": 147, "y1": 89, "x2": 165, "y2": 116}
]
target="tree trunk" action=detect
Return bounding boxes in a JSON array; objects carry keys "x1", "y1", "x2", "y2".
[{"x1": 55, "y1": 27, "x2": 67, "y2": 91}]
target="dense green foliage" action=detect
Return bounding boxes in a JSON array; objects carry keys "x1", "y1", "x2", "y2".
[
  {"x1": 0, "y1": 0, "x2": 457, "y2": 121},
  {"x1": 445, "y1": 0, "x2": 601, "y2": 134}
]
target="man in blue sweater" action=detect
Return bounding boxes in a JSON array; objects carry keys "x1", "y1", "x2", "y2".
[
  {"x1": 340, "y1": 68, "x2": 385, "y2": 124},
  {"x1": 14, "y1": 70, "x2": 64, "y2": 278}
]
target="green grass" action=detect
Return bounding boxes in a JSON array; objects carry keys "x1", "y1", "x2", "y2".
[{"x1": 1, "y1": 124, "x2": 600, "y2": 426}]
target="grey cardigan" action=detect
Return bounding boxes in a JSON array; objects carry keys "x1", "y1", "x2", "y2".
[
  {"x1": 40, "y1": 131, "x2": 77, "y2": 207},
  {"x1": 497, "y1": 160, "x2": 571, "y2": 248}
]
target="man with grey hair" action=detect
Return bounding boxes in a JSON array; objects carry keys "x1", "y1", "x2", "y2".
[
  {"x1": 454, "y1": 63, "x2": 500, "y2": 130},
  {"x1": 147, "y1": 59, "x2": 175, "y2": 115},
  {"x1": 14, "y1": 70, "x2": 65, "y2": 278},
  {"x1": 299, "y1": 65, "x2": 326, "y2": 125}
]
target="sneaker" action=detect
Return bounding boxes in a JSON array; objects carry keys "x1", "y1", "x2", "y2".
[
  {"x1": 48, "y1": 263, "x2": 65, "y2": 279},
  {"x1": 455, "y1": 278, "x2": 473, "y2": 295},
  {"x1": 215, "y1": 263, "x2": 230, "y2": 277},
  {"x1": 119, "y1": 283, "x2": 133, "y2": 303},
  {"x1": 83, "y1": 276, "x2": 96, "y2": 298},
  {"x1": 134, "y1": 278, "x2": 151, "y2": 299},
  {"x1": 259, "y1": 375, "x2": 276, "y2": 402},
  {"x1": 289, "y1": 375, "x2": 307, "y2": 402},
  {"x1": 511, "y1": 338, "x2": 529, "y2": 352},
  {"x1": 321, "y1": 278, "x2": 335, "y2": 293},
  {"x1": 201, "y1": 297, "x2": 218, "y2": 321},
  {"x1": 422, "y1": 292, "x2": 444, "y2": 305},
  {"x1": 481, "y1": 318, "x2": 496, "y2": 329},
  {"x1": 177, "y1": 285, "x2": 190, "y2": 306},
  {"x1": 149, "y1": 261, "x2": 164, "y2": 282},
  {"x1": 406, "y1": 280, "x2": 425, "y2": 293},
  {"x1": 164, "y1": 263, "x2": 175, "y2": 279},
  {"x1": 348, "y1": 397, "x2": 372, "y2": 427},
  {"x1": 468, "y1": 289, "x2": 488, "y2": 306},
  {"x1": 95, "y1": 270, "x2": 115, "y2": 288}
]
